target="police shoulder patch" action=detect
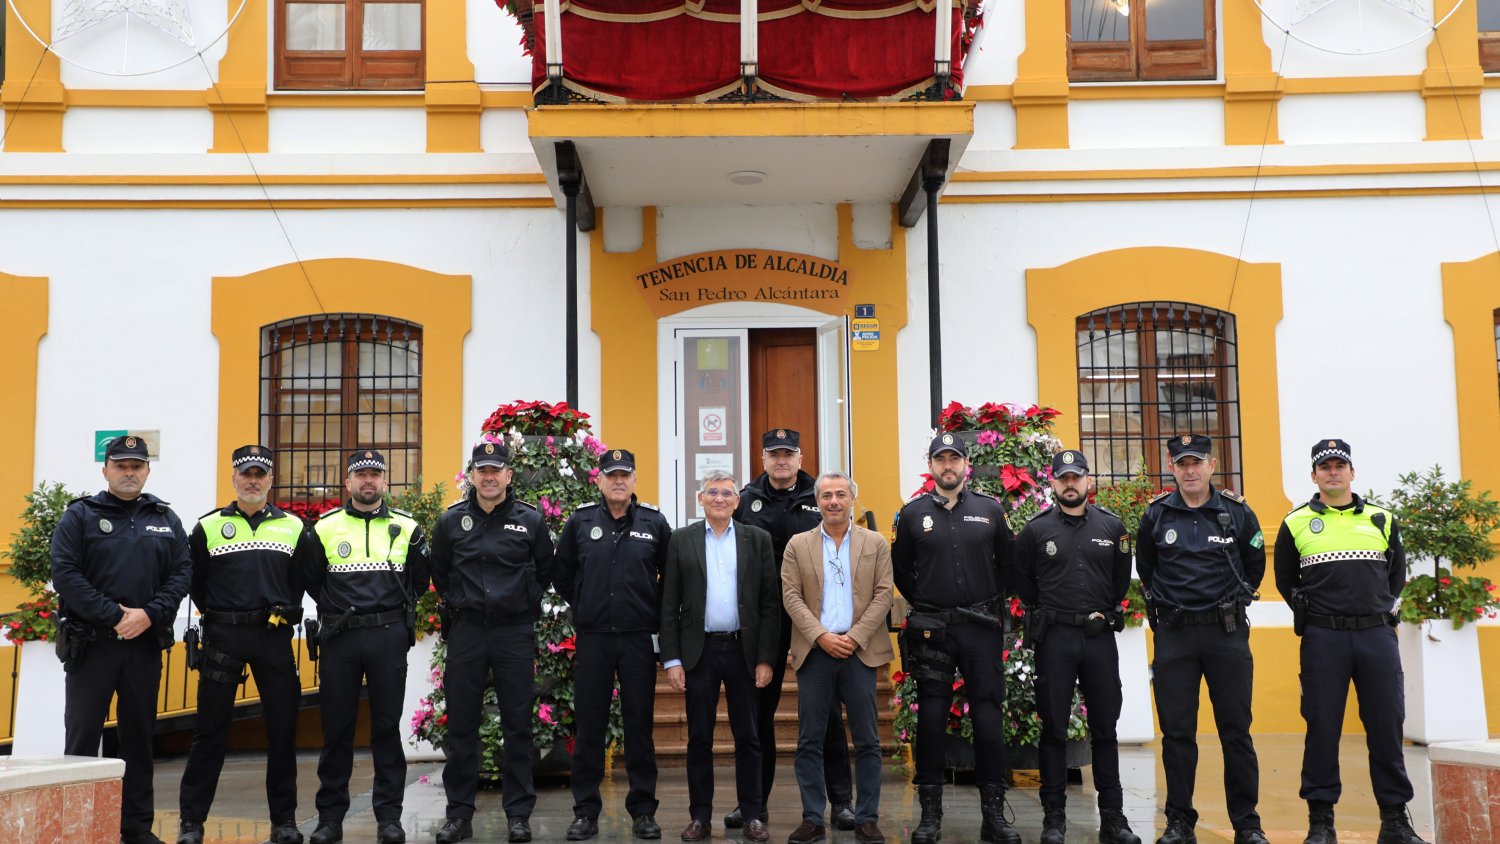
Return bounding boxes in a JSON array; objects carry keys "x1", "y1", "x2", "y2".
[
  {"x1": 638, "y1": 502, "x2": 659, "y2": 511},
  {"x1": 389, "y1": 507, "x2": 414, "y2": 518},
  {"x1": 318, "y1": 508, "x2": 342, "y2": 519},
  {"x1": 576, "y1": 501, "x2": 598, "y2": 509},
  {"x1": 1148, "y1": 490, "x2": 1174, "y2": 504},
  {"x1": 1220, "y1": 489, "x2": 1245, "y2": 503},
  {"x1": 513, "y1": 499, "x2": 538, "y2": 511}
]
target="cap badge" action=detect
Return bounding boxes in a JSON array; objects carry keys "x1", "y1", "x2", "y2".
[
  {"x1": 221, "y1": 523, "x2": 236, "y2": 539},
  {"x1": 125, "y1": 436, "x2": 138, "y2": 448},
  {"x1": 613, "y1": 450, "x2": 622, "y2": 460},
  {"x1": 776, "y1": 429, "x2": 786, "y2": 439},
  {"x1": 941, "y1": 434, "x2": 954, "y2": 445},
  {"x1": 1180, "y1": 435, "x2": 1192, "y2": 445},
  {"x1": 590, "y1": 526, "x2": 603, "y2": 540},
  {"x1": 365, "y1": 451, "x2": 373, "y2": 459},
  {"x1": 484, "y1": 443, "x2": 495, "y2": 454},
  {"x1": 1165, "y1": 528, "x2": 1178, "y2": 545},
  {"x1": 1328, "y1": 440, "x2": 1337, "y2": 448},
  {"x1": 461, "y1": 515, "x2": 474, "y2": 532},
  {"x1": 337, "y1": 541, "x2": 352, "y2": 558},
  {"x1": 1310, "y1": 518, "x2": 1325, "y2": 534},
  {"x1": 251, "y1": 446, "x2": 260, "y2": 455},
  {"x1": 1063, "y1": 452, "x2": 1075, "y2": 464},
  {"x1": 1045, "y1": 540, "x2": 1057, "y2": 557},
  {"x1": 751, "y1": 499, "x2": 763, "y2": 513},
  {"x1": 922, "y1": 514, "x2": 934, "y2": 532},
  {"x1": 99, "y1": 518, "x2": 113, "y2": 534}
]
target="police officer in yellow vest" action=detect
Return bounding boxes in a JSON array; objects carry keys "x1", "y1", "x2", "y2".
[
  {"x1": 177, "y1": 446, "x2": 312, "y2": 844},
  {"x1": 304, "y1": 449, "x2": 429, "y2": 844},
  {"x1": 1273, "y1": 440, "x2": 1427, "y2": 844}
]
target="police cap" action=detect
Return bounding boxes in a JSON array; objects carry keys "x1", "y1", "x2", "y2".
[
  {"x1": 471, "y1": 441, "x2": 510, "y2": 469},
  {"x1": 761, "y1": 428, "x2": 801, "y2": 452},
  {"x1": 232, "y1": 444, "x2": 273, "y2": 472},
  {"x1": 347, "y1": 449, "x2": 387, "y2": 474},
  {"x1": 105, "y1": 435, "x2": 150, "y2": 462},
  {"x1": 600, "y1": 449, "x2": 636, "y2": 473},
  {"x1": 1052, "y1": 449, "x2": 1089, "y2": 476},
  {"x1": 1167, "y1": 434, "x2": 1212, "y2": 463},
  {"x1": 929, "y1": 432, "x2": 967, "y2": 458},
  {"x1": 1311, "y1": 438, "x2": 1353, "y2": 468}
]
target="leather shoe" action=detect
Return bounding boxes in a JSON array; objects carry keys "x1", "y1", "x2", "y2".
[
  {"x1": 1157, "y1": 818, "x2": 1196, "y2": 844},
  {"x1": 376, "y1": 820, "x2": 405, "y2": 844},
  {"x1": 567, "y1": 817, "x2": 599, "y2": 841},
  {"x1": 724, "y1": 808, "x2": 744, "y2": 829},
  {"x1": 743, "y1": 819, "x2": 770, "y2": 842},
  {"x1": 309, "y1": 822, "x2": 343, "y2": 844},
  {"x1": 436, "y1": 817, "x2": 473, "y2": 844},
  {"x1": 508, "y1": 817, "x2": 532, "y2": 843},
  {"x1": 1234, "y1": 830, "x2": 1269, "y2": 844},
  {"x1": 680, "y1": 819, "x2": 710, "y2": 841},
  {"x1": 831, "y1": 804, "x2": 856, "y2": 832},
  {"x1": 271, "y1": 821, "x2": 305, "y2": 844},
  {"x1": 787, "y1": 820, "x2": 825, "y2": 844},
  {"x1": 854, "y1": 821, "x2": 885, "y2": 844},
  {"x1": 175, "y1": 820, "x2": 204, "y2": 844},
  {"x1": 634, "y1": 815, "x2": 663, "y2": 840}
]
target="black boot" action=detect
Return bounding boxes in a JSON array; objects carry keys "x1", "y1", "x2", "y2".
[
  {"x1": 1304, "y1": 800, "x2": 1336, "y2": 844},
  {"x1": 175, "y1": 820, "x2": 204, "y2": 844},
  {"x1": 1040, "y1": 807, "x2": 1066, "y2": 844},
  {"x1": 1156, "y1": 817, "x2": 1196, "y2": 844},
  {"x1": 911, "y1": 785, "x2": 943, "y2": 844},
  {"x1": 1099, "y1": 808, "x2": 1141, "y2": 844},
  {"x1": 978, "y1": 784, "x2": 1021, "y2": 844},
  {"x1": 1376, "y1": 805, "x2": 1428, "y2": 844}
]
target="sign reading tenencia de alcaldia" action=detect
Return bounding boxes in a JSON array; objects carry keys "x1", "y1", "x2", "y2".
[{"x1": 634, "y1": 249, "x2": 851, "y2": 317}]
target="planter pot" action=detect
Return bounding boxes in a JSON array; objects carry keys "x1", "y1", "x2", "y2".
[
  {"x1": 13, "y1": 639, "x2": 68, "y2": 756},
  {"x1": 1398, "y1": 620, "x2": 1489, "y2": 744},
  {"x1": 403, "y1": 634, "x2": 445, "y2": 761},
  {"x1": 1116, "y1": 624, "x2": 1155, "y2": 744}
]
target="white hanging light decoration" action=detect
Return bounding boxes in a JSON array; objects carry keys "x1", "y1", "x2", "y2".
[
  {"x1": 6, "y1": 0, "x2": 250, "y2": 77},
  {"x1": 1253, "y1": 0, "x2": 1465, "y2": 56}
]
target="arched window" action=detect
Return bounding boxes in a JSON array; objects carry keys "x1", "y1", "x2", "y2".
[
  {"x1": 1076, "y1": 301, "x2": 1242, "y2": 492},
  {"x1": 260, "y1": 314, "x2": 422, "y2": 516}
]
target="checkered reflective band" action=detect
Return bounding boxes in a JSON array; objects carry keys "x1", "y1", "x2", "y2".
[
  {"x1": 1312, "y1": 447, "x2": 1352, "y2": 465},
  {"x1": 328, "y1": 561, "x2": 407, "y2": 572},
  {"x1": 208, "y1": 540, "x2": 295, "y2": 557},
  {"x1": 348, "y1": 457, "x2": 386, "y2": 472},
  {"x1": 1299, "y1": 550, "x2": 1386, "y2": 568},
  {"x1": 232, "y1": 454, "x2": 272, "y2": 468}
]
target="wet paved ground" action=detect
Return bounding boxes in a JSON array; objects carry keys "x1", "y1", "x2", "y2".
[{"x1": 148, "y1": 735, "x2": 1438, "y2": 843}]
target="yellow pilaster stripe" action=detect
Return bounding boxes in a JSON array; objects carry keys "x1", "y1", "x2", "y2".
[
  {"x1": 1424, "y1": 0, "x2": 1483, "y2": 141},
  {"x1": 0, "y1": 275, "x2": 48, "y2": 601},
  {"x1": 1013, "y1": 0, "x2": 1068, "y2": 149},
  {"x1": 426, "y1": 1, "x2": 483, "y2": 152},
  {"x1": 592, "y1": 208, "x2": 661, "y2": 500},
  {"x1": 1222, "y1": 0, "x2": 1281, "y2": 146},
  {"x1": 2, "y1": 0, "x2": 64, "y2": 151},
  {"x1": 210, "y1": 0, "x2": 269, "y2": 153}
]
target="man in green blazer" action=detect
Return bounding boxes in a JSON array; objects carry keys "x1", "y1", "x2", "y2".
[{"x1": 661, "y1": 469, "x2": 780, "y2": 843}]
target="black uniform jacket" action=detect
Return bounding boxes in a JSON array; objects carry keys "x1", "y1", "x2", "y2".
[
  {"x1": 1014, "y1": 503, "x2": 1132, "y2": 614},
  {"x1": 305, "y1": 501, "x2": 430, "y2": 615},
  {"x1": 892, "y1": 487, "x2": 1014, "y2": 610},
  {"x1": 51, "y1": 491, "x2": 193, "y2": 628},
  {"x1": 735, "y1": 470, "x2": 821, "y2": 565},
  {"x1": 1136, "y1": 486, "x2": 1265, "y2": 613},
  {"x1": 189, "y1": 502, "x2": 311, "y2": 611},
  {"x1": 659, "y1": 520, "x2": 780, "y2": 673},
  {"x1": 430, "y1": 490, "x2": 553, "y2": 624},
  {"x1": 1273, "y1": 493, "x2": 1405, "y2": 616},
  {"x1": 553, "y1": 496, "x2": 672, "y2": 634}
]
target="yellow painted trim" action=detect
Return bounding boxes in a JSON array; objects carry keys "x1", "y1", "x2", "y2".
[
  {"x1": 65, "y1": 90, "x2": 526, "y2": 110},
  {"x1": 266, "y1": 94, "x2": 427, "y2": 108},
  {"x1": 425, "y1": 0, "x2": 482, "y2": 152},
  {"x1": 968, "y1": 77, "x2": 1427, "y2": 102},
  {"x1": 0, "y1": 174, "x2": 545, "y2": 186},
  {"x1": 529, "y1": 102, "x2": 974, "y2": 139},
  {"x1": 1026, "y1": 247, "x2": 1293, "y2": 597},
  {"x1": 1070, "y1": 84, "x2": 1225, "y2": 100},
  {"x1": 210, "y1": 0, "x2": 268, "y2": 153},
  {"x1": 1281, "y1": 76, "x2": 1423, "y2": 95},
  {"x1": 592, "y1": 208, "x2": 660, "y2": 500},
  {"x1": 0, "y1": 274, "x2": 47, "y2": 591},
  {"x1": 1012, "y1": 0, "x2": 1068, "y2": 149},
  {"x1": 1486, "y1": 627, "x2": 1500, "y2": 734},
  {"x1": 1424, "y1": 0, "x2": 1483, "y2": 141},
  {"x1": 211, "y1": 260, "x2": 471, "y2": 505},
  {"x1": 2, "y1": 0, "x2": 65, "y2": 152},
  {"x1": 1221, "y1": 0, "x2": 1281, "y2": 145},
  {"x1": 479, "y1": 90, "x2": 535, "y2": 109},
  {"x1": 944, "y1": 184, "x2": 1500, "y2": 202},
  {"x1": 67, "y1": 90, "x2": 207, "y2": 108},
  {"x1": 950, "y1": 160, "x2": 1500, "y2": 182},
  {"x1": 960, "y1": 84, "x2": 1013, "y2": 101},
  {"x1": 1441, "y1": 254, "x2": 1500, "y2": 525},
  {"x1": 0, "y1": 199, "x2": 554, "y2": 210}
]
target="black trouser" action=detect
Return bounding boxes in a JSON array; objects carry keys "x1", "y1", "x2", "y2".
[
  {"x1": 793, "y1": 649, "x2": 882, "y2": 825},
  {"x1": 315, "y1": 621, "x2": 409, "y2": 824},
  {"x1": 685, "y1": 637, "x2": 763, "y2": 824},
  {"x1": 180, "y1": 622, "x2": 301, "y2": 824},
  {"x1": 1035, "y1": 623, "x2": 1124, "y2": 811},
  {"x1": 1152, "y1": 620, "x2": 1260, "y2": 830},
  {"x1": 443, "y1": 620, "x2": 536, "y2": 820},
  {"x1": 913, "y1": 620, "x2": 1009, "y2": 788},
  {"x1": 64, "y1": 634, "x2": 162, "y2": 837},
  {"x1": 760, "y1": 613, "x2": 852, "y2": 808},
  {"x1": 571, "y1": 631, "x2": 658, "y2": 820},
  {"x1": 1299, "y1": 624, "x2": 1414, "y2": 807}
]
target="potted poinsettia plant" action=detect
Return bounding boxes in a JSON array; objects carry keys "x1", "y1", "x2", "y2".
[
  {"x1": 1375, "y1": 466, "x2": 1500, "y2": 744},
  {"x1": 409, "y1": 400, "x2": 624, "y2": 777}
]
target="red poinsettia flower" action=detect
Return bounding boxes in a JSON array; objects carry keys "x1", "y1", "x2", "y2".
[{"x1": 1000, "y1": 465, "x2": 1035, "y2": 493}]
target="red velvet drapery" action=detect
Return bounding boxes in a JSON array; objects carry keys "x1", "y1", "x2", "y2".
[{"x1": 506, "y1": 0, "x2": 978, "y2": 103}]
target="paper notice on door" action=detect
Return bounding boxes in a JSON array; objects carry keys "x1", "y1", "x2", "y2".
[{"x1": 699, "y1": 406, "x2": 727, "y2": 447}]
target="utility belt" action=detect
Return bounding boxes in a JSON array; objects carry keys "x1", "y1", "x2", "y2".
[
  {"x1": 319, "y1": 608, "x2": 408, "y2": 634},
  {"x1": 1306, "y1": 611, "x2": 1395, "y2": 631},
  {"x1": 1027, "y1": 607, "x2": 1124, "y2": 646},
  {"x1": 1151, "y1": 602, "x2": 1245, "y2": 633},
  {"x1": 56, "y1": 616, "x2": 173, "y2": 670},
  {"x1": 901, "y1": 599, "x2": 1000, "y2": 683},
  {"x1": 201, "y1": 605, "x2": 304, "y2": 628},
  {"x1": 443, "y1": 605, "x2": 535, "y2": 631}
]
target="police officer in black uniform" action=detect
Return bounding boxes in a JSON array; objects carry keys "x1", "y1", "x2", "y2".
[
  {"x1": 730, "y1": 428, "x2": 853, "y2": 831},
  {"x1": 1014, "y1": 449, "x2": 1140, "y2": 844},
  {"x1": 892, "y1": 433, "x2": 1019, "y2": 844},
  {"x1": 304, "y1": 449, "x2": 429, "y2": 844},
  {"x1": 177, "y1": 446, "x2": 311, "y2": 844},
  {"x1": 51, "y1": 434, "x2": 193, "y2": 844},
  {"x1": 430, "y1": 442, "x2": 554, "y2": 844},
  {"x1": 1273, "y1": 440, "x2": 1426, "y2": 844},
  {"x1": 1137, "y1": 435, "x2": 1267, "y2": 844},
  {"x1": 554, "y1": 449, "x2": 672, "y2": 841}
]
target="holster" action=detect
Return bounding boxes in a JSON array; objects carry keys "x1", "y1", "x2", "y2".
[
  {"x1": 1292, "y1": 591, "x2": 1309, "y2": 637},
  {"x1": 184, "y1": 625, "x2": 202, "y2": 670},
  {"x1": 1083, "y1": 612, "x2": 1109, "y2": 638},
  {"x1": 54, "y1": 619, "x2": 95, "y2": 670},
  {"x1": 902, "y1": 613, "x2": 954, "y2": 684},
  {"x1": 404, "y1": 605, "x2": 416, "y2": 648},
  {"x1": 905, "y1": 612, "x2": 948, "y2": 645},
  {"x1": 198, "y1": 640, "x2": 248, "y2": 686},
  {"x1": 1025, "y1": 609, "x2": 1050, "y2": 649},
  {"x1": 438, "y1": 603, "x2": 455, "y2": 642},
  {"x1": 1110, "y1": 608, "x2": 1126, "y2": 633},
  {"x1": 1145, "y1": 599, "x2": 1161, "y2": 633},
  {"x1": 303, "y1": 618, "x2": 321, "y2": 662},
  {"x1": 154, "y1": 621, "x2": 176, "y2": 651}
]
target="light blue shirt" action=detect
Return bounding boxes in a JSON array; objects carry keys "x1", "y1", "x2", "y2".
[
  {"x1": 820, "y1": 527, "x2": 854, "y2": 634},
  {"x1": 704, "y1": 520, "x2": 740, "y2": 633}
]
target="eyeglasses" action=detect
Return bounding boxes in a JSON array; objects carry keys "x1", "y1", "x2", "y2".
[
  {"x1": 701, "y1": 489, "x2": 737, "y2": 500},
  {"x1": 827, "y1": 558, "x2": 846, "y2": 586}
]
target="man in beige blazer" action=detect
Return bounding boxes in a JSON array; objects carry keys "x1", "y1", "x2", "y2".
[{"x1": 781, "y1": 471, "x2": 895, "y2": 844}]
